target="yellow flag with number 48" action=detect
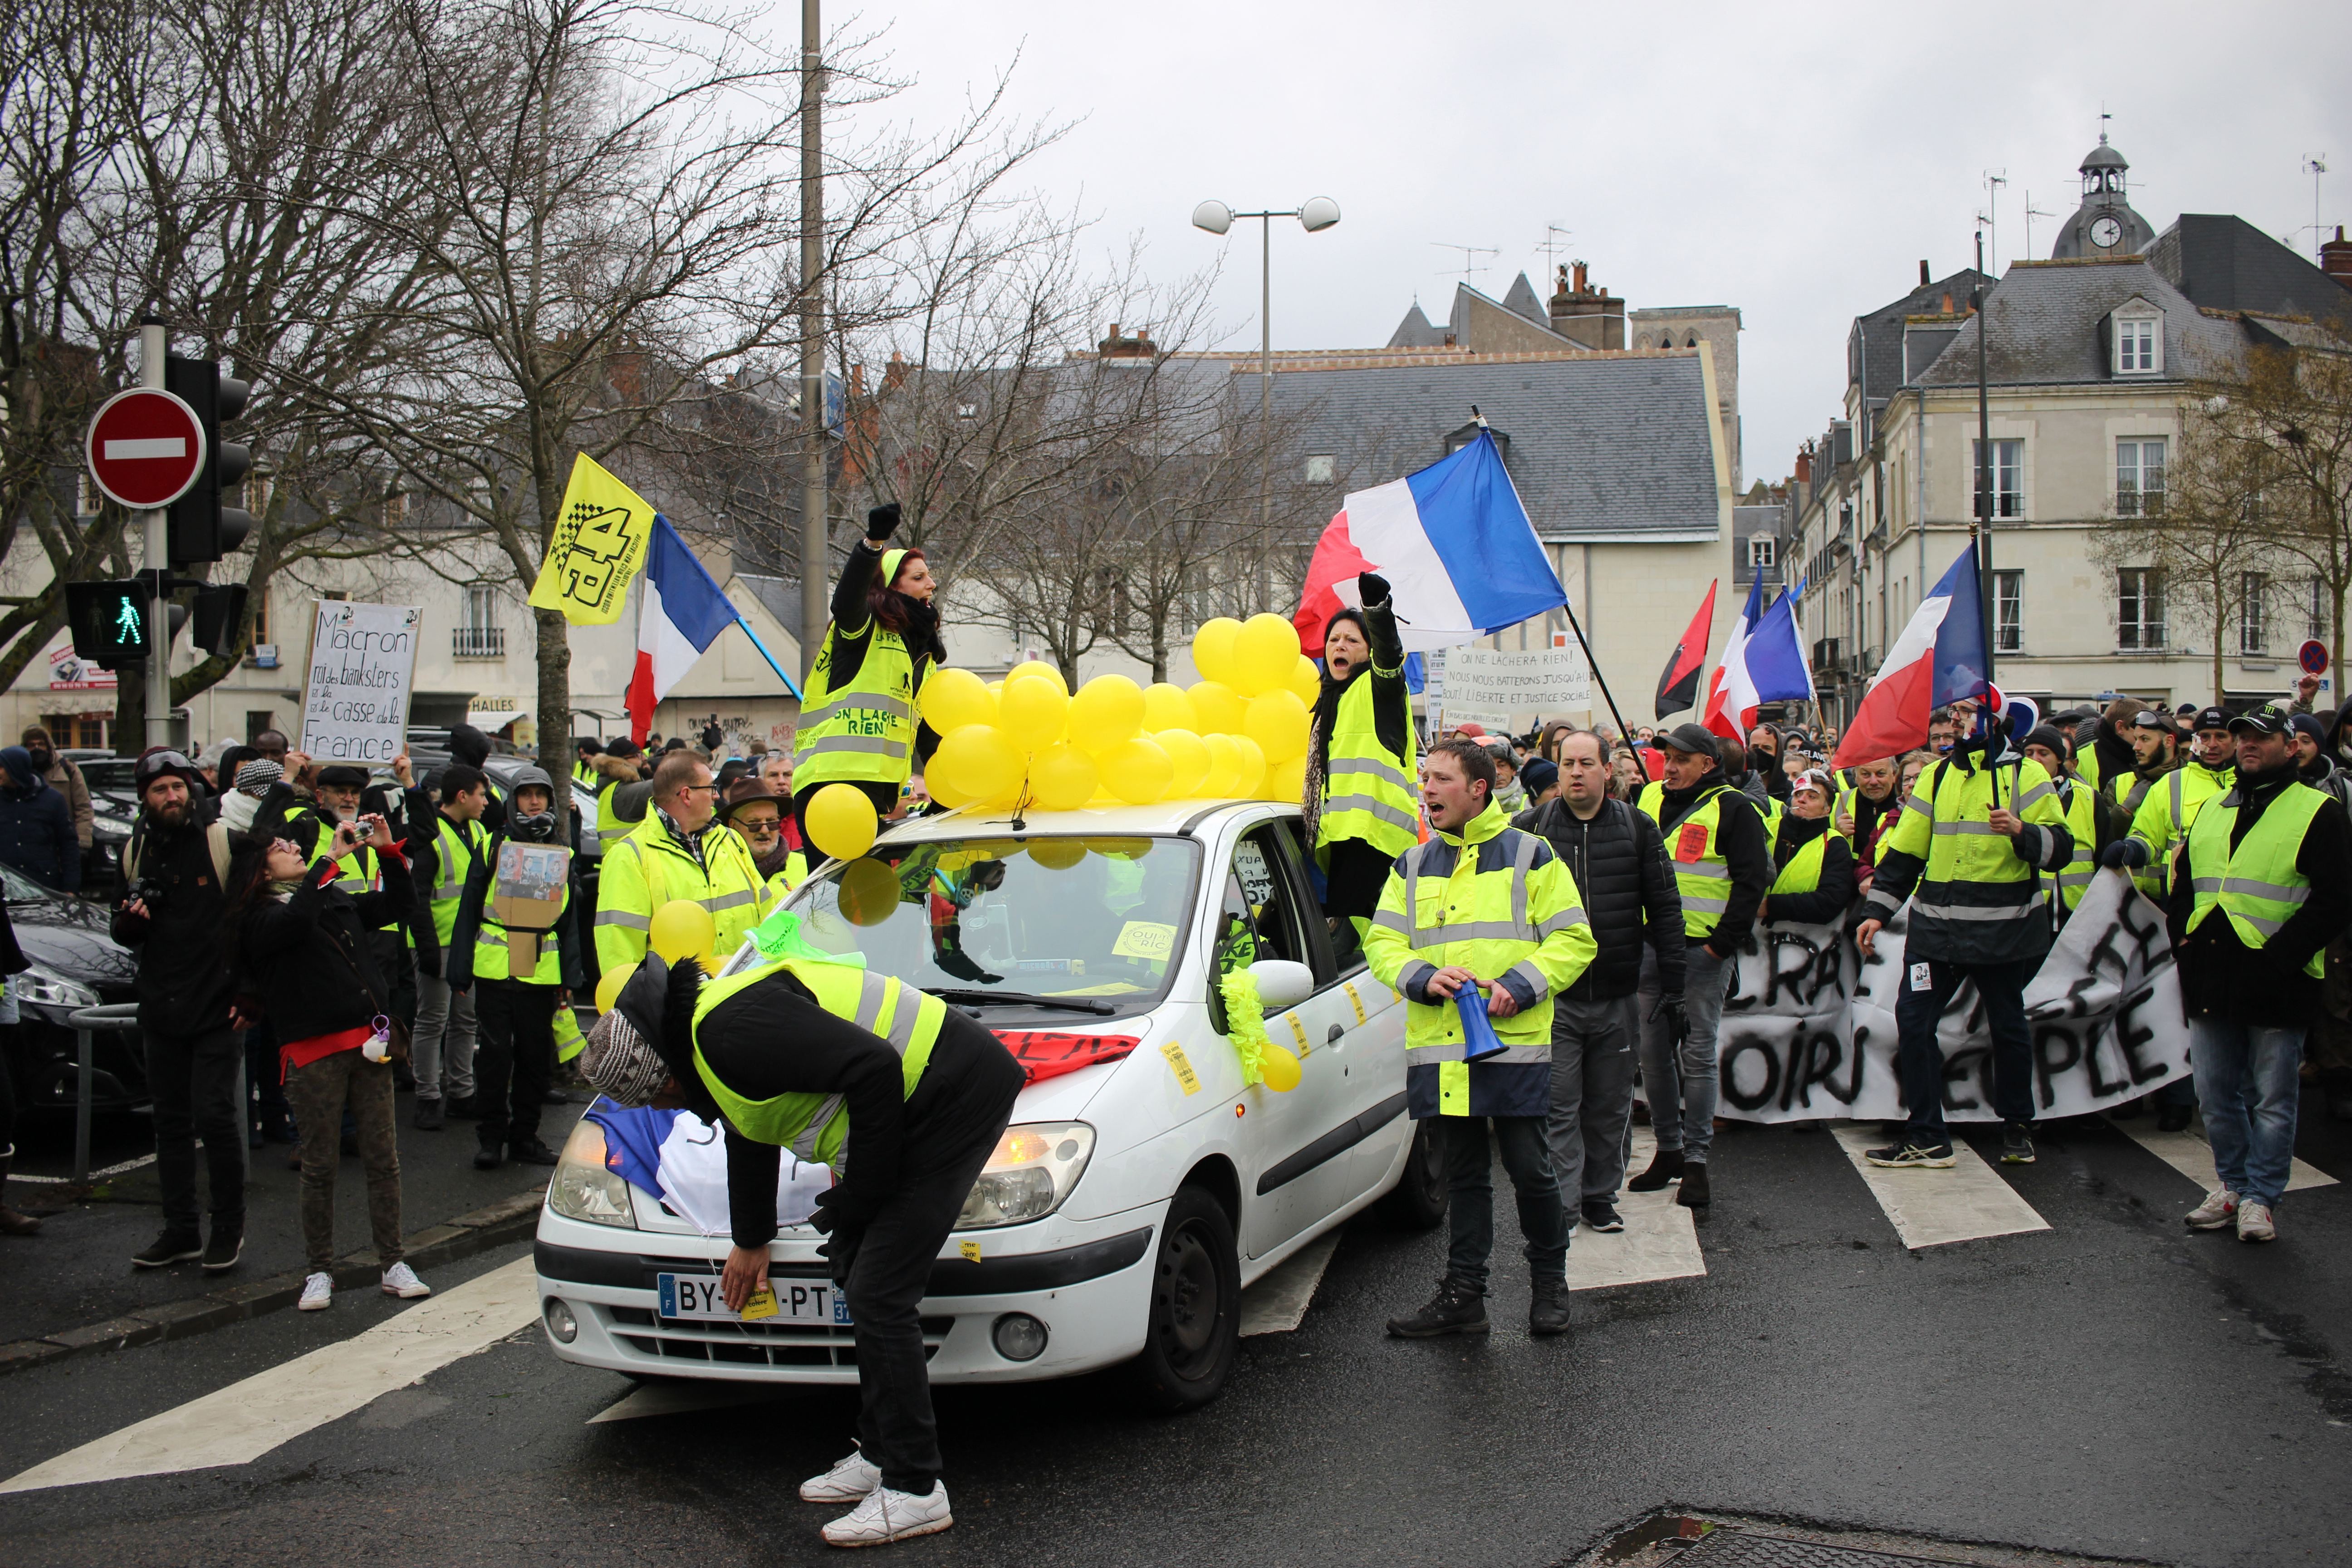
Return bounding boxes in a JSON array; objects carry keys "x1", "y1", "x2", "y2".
[{"x1": 528, "y1": 453, "x2": 657, "y2": 624}]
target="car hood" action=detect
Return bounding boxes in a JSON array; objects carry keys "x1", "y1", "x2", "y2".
[{"x1": 7, "y1": 897, "x2": 138, "y2": 985}]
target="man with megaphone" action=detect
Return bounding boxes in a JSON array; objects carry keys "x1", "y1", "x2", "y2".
[{"x1": 1364, "y1": 736, "x2": 1597, "y2": 1340}]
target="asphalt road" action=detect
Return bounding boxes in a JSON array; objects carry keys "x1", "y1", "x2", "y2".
[{"x1": 1, "y1": 1097, "x2": 2347, "y2": 1568}]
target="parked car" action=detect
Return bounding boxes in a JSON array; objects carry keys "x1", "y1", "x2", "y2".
[
  {"x1": 55, "y1": 750, "x2": 136, "y2": 890},
  {"x1": 0, "y1": 861, "x2": 147, "y2": 1112},
  {"x1": 533, "y1": 799, "x2": 1445, "y2": 1411}
]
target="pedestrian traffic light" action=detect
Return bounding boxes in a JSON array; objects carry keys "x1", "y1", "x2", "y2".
[
  {"x1": 190, "y1": 582, "x2": 249, "y2": 659},
  {"x1": 163, "y1": 355, "x2": 252, "y2": 564},
  {"x1": 64, "y1": 579, "x2": 150, "y2": 668}
]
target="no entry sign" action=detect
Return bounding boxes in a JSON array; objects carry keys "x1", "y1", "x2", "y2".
[{"x1": 85, "y1": 388, "x2": 205, "y2": 510}]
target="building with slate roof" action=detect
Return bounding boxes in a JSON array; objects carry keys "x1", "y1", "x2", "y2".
[{"x1": 2146, "y1": 214, "x2": 2352, "y2": 322}]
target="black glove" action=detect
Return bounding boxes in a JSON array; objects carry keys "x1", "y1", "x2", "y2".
[
  {"x1": 2096, "y1": 839, "x2": 2146, "y2": 870},
  {"x1": 1356, "y1": 571, "x2": 1391, "y2": 607},
  {"x1": 1651, "y1": 992, "x2": 1689, "y2": 1046},
  {"x1": 864, "y1": 502, "x2": 901, "y2": 543}
]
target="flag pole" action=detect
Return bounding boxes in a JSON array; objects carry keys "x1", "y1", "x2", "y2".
[
  {"x1": 1559, "y1": 594, "x2": 1631, "y2": 741},
  {"x1": 733, "y1": 616, "x2": 804, "y2": 699}
]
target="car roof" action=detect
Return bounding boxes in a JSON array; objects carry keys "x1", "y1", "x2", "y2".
[{"x1": 871, "y1": 798, "x2": 1294, "y2": 848}]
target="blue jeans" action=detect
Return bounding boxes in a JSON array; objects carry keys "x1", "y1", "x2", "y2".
[
  {"x1": 1638, "y1": 944, "x2": 1727, "y2": 1162},
  {"x1": 2189, "y1": 1017, "x2": 2305, "y2": 1206},
  {"x1": 1442, "y1": 1116, "x2": 1568, "y2": 1293}
]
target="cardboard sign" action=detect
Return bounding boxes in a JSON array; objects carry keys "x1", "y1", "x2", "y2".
[
  {"x1": 490, "y1": 840, "x2": 568, "y2": 971},
  {"x1": 1431, "y1": 642, "x2": 1591, "y2": 730},
  {"x1": 300, "y1": 602, "x2": 420, "y2": 764}
]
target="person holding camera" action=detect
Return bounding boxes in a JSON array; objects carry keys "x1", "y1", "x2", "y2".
[
  {"x1": 112, "y1": 749, "x2": 245, "y2": 1271},
  {"x1": 225, "y1": 811, "x2": 429, "y2": 1310}
]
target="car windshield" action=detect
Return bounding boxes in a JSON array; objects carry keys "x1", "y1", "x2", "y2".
[
  {"x1": 1, "y1": 862, "x2": 58, "y2": 903},
  {"x1": 784, "y1": 834, "x2": 1202, "y2": 1017},
  {"x1": 79, "y1": 760, "x2": 140, "y2": 795}
]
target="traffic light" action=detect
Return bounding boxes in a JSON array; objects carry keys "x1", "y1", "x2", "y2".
[
  {"x1": 64, "y1": 580, "x2": 149, "y2": 668},
  {"x1": 190, "y1": 583, "x2": 249, "y2": 658},
  {"x1": 164, "y1": 354, "x2": 252, "y2": 564}
]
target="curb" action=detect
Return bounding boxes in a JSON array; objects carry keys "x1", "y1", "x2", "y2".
[{"x1": 0, "y1": 1185, "x2": 547, "y2": 1380}]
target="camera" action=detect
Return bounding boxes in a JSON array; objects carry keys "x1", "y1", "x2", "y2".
[
  {"x1": 353, "y1": 818, "x2": 376, "y2": 841},
  {"x1": 132, "y1": 876, "x2": 168, "y2": 909}
]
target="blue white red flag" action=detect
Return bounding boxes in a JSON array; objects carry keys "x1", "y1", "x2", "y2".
[
  {"x1": 1700, "y1": 578, "x2": 1766, "y2": 741},
  {"x1": 624, "y1": 517, "x2": 737, "y2": 744},
  {"x1": 1832, "y1": 547, "x2": 1992, "y2": 769}
]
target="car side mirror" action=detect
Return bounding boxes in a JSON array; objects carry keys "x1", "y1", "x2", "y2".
[{"x1": 1248, "y1": 959, "x2": 1315, "y2": 1012}]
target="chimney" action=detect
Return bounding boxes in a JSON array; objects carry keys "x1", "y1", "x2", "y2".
[
  {"x1": 1573, "y1": 260, "x2": 1588, "y2": 294},
  {"x1": 1097, "y1": 323, "x2": 1156, "y2": 358},
  {"x1": 1793, "y1": 442, "x2": 1813, "y2": 485},
  {"x1": 1547, "y1": 259, "x2": 1625, "y2": 350},
  {"x1": 2323, "y1": 225, "x2": 2352, "y2": 284},
  {"x1": 1919, "y1": 260, "x2": 1931, "y2": 287}
]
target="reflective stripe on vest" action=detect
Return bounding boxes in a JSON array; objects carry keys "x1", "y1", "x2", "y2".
[
  {"x1": 2051, "y1": 780, "x2": 2099, "y2": 911},
  {"x1": 427, "y1": 816, "x2": 486, "y2": 946},
  {"x1": 1315, "y1": 671, "x2": 1419, "y2": 860},
  {"x1": 2186, "y1": 782, "x2": 2328, "y2": 977},
  {"x1": 793, "y1": 626, "x2": 918, "y2": 787},
  {"x1": 690, "y1": 957, "x2": 944, "y2": 1166}
]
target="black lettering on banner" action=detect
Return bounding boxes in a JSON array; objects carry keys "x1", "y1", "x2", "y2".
[
  {"x1": 2082, "y1": 1018, "x2": 2129, "y2": 1097},
  {"x1": 1719, "y1": 1030, "x2": 1781, "y2": 1112},
  {"x1": 1798, "y1": 1028, "x2": 1863, "y2": 1107},
  {"x1": 2113, "y1": 984, "x2": 2172, "y2": 1085},
  {"x1": 2032, "y1": 1024, "x2": 2083, "y2": 1111}
]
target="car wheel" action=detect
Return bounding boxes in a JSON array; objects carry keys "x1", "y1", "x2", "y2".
[
  {"x1": 1376, "y1": 1118, "x2": 1448, "y2": 1230},
  {"x1": 1126, "y1": 1185, "x2": 1240, "y2": 1413}
]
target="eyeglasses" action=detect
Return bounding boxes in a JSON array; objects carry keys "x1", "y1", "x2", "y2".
[
  {"x1": 736, "y1": 818, "x2": 782, "y2": 834},
  {"x1": 678, "y1": 782, "x2": 721, "y2": 795}
]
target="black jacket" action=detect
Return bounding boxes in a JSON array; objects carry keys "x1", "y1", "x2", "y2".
[
  {"x1": 1513, "y1": 795, "x2": 1685, "y2": 1001},
  {"x1": 445, "y1": 829, "x2": 588, "y2": 992},
  {"x1": 1653, "y1": 768, "x2": 1773, "y2": 955},
  {"x1": 0, "y1": 777, "x2": 78, "y2": 891},
  {"x1": 2164, "y1": 760, "x2": 2352, "y2": 1028},
  {"x1": 111, "y1": 808, "x2": 236, "y2": 1032},
  {"x1": 1761, "y1": 814, "x2": 1857, "y2": 927},
  {"x1": 235, "y1": 852, "x2": 417, "y2": 1043}
]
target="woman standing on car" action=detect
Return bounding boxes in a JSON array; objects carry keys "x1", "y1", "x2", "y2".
[
  {"x1": 792, "y1": 503, "x2": 945, "y2": 828},
  {"x1": 225, "y1": 812, "x2": 430, "y2": 1309},
  {"x1": 1305, "y1": 573, "x2": 1418, "y2": 951}
]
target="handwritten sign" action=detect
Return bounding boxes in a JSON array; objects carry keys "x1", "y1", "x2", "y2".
[
  {"x1": 300, "y1": 602, "x2": 419, "y2": 764},
  {"x1": 1432, "y1": 641, "x2": 1590, "y2": 730}
]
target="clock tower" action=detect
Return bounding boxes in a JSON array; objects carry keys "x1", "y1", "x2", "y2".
[{"x1": 2051, "y1": 134, "x2": 2156, "y2": 260}]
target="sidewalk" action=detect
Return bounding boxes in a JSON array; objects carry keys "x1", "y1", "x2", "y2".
[{"x1": 0, "y1": 1087, "x2": 579, "y2": 1372}]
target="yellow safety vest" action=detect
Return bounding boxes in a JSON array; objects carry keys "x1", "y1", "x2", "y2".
[
  {"x1": 1768, "y1": 828, "x2": 1837, "y2": 896},
  {"x1": 1638, "y1": 780, "x2": 1760, "y2": 939},
  {"x1": 326, "y1": 841, "x2": 400, "y2": 933},
  {"x1": 794, "y1": 614, "x2": 919, "y2": 789},
  {"x1": 592, "y1": 812, "x2": 768, "y2": 975},
  {"x1": 2049, "y1": 778, "x2": 2100, "y2": 913},
  {"x1": 471, "y1": 852, "x2": 567, "y2": 986},
  {"x1": 2128, "y1": 761, "x2": 2230, "y2": 899},
  {"x1": 1875, "y1": 756, "x2": 2068, "y2": 951},
  {"x1": 691, "y1": 957, "x2": 944, "y2": 1166},
  {"x1": 2186, "y1": 781, "x2": 2328, "y2": 978},
  {"x1": 421, "y1": 814, "x2": 488, "y2": 947},
  {"x1": 1314, "y1": 668, "x2": 1420, "y2": 862},
  {"x1": 578, "y1": 773, "x2": 613, "y2": 858}
]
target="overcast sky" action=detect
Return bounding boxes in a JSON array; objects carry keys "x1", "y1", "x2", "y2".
[{"x1": 853, "y1": 0, "x2": 2351, "y2": 490}]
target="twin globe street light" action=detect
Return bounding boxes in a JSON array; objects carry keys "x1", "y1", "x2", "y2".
[{"x1": 1191, "y1": 196, "x2": 1341, "y2": 527}]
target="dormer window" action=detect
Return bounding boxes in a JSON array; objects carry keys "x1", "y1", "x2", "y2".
[{"x1": 2114, "y1": 302, "x2": 2162, "y2": 375}]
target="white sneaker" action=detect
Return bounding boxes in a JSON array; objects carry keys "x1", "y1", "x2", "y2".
[
  {"x1": 2185, "y1": 1188, "x2": 2239, "y2": 1230},
  {"x1": 381, "y1": 1262, "x2": 431, "y2": 1299},
  {"x1": 298, "y1": 1272, "x2": 334, "y2": 1311},
  {"x1": 800, "y1": 1447, "x2": 882, "y2": 1503},
  {"x1": 821, "y1": 1482, "x2": 953, "y2": 1547},
  {"x1": 2236, "y1": 1200, "x2": 2277, "y2": 1243}
]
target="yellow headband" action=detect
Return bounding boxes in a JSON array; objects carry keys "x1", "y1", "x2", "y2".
[{"x1": 881, "y1": 548, "x2": 907, "y2": 587}]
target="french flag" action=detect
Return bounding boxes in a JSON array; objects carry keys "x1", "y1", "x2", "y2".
[
  {"x1": 623, "y1": 517, "x2": 737, "y2": 745},
  {"x1": 1291, "y1": 429, "x2": 1566, "y2": 655},
  {"x1": 1699, "y1": 578, "x2": 1764, "y2": 740},
  {"x1": 1831, "y1": 546, "x2": 1991, "y2": 769},
  {"x1": 1702, "y1": 578, "x2": 1815, "y2": 742}
]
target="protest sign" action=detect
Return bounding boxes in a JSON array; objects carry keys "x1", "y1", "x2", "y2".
[
  {"x1": 300, "y1": 601, "x2": 421, "y2": 764},
  {"x1": 1713, "y1": 870, "x2": 2188, "y2": 1122},
  {"x1": 1432, "y1": 640, "x2": 1591, "y2": 730}
]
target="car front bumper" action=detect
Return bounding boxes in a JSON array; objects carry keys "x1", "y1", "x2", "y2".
[{"x1": 532, "y1": 1199, "x2": 1162, "y2": 1385}]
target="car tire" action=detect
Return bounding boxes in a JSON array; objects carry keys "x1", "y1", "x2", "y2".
[
  {"x1": 1126, "y1": 1185, "x2": 1240, "y2": 1413},
  {"x1": 1376, "y1": 1118, "x2": 1448, "y2": 1230}
]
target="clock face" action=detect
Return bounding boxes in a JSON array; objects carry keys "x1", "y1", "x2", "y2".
[{"x1": 2090, "y1": 216, "x2": 2123, "y2": 250}]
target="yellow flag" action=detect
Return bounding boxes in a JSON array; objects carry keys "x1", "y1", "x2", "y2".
[{"x1": 528, "y1": 453, "x2": 657, "y2": 624}]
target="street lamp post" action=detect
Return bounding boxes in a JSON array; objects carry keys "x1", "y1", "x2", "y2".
[{"x1": 1192, "y1": 196, "x2": 1340, "y2": 528}]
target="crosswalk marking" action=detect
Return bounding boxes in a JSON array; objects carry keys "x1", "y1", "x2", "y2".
[
  {"x1": 0, "y1": 1257, "x2": 540, "y2": 1494},
  {"x1": 1240, "y1": 1230, "x2": 1342, "y2": 1336},
  {"x1": 1829, "y1": 1123, "x2": 2050, "y2": 1250},
  {"x1": 1567, "y1": 1128, "x2": 1706, "y2": 1291},
  {"x1": 2107, "y1": 1117, "x2": 2338, "y2": 1195}
]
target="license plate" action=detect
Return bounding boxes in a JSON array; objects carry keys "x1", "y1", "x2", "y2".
[{"x1": 656, "y1": 1273, "x2": 853, "y2": 1326}]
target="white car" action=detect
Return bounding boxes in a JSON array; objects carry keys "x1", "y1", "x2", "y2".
[{"x1": 532, "y1": 799, "x2": 1446, "y2": 1409}]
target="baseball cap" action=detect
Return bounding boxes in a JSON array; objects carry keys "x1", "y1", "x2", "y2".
[
  {"x1": 1659, "y1": 722, "x2": 1720, "y2": 756},
  {"x1": 2192, "y1": 706, "x2": 2234, "y2": 734},
  {"x1": 1452, "y1": 722, "x2": 1487, "y2": 738},
  {"x1": 2227, "y1": 708, "x2": 2290, "y2": 737}
]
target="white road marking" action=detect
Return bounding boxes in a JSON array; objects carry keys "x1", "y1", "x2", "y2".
[
  {"x1": 2106, "y1": 1116, "x2": 2337, "y2": 1194},
  {"x1": 590, "y1": 1380, "x2": 799, "y2": 1424},
  {"x1": 0, "y1": 1256, "x2": 540, "y2": 1494},
  {"x1": 1567, "y1": 1127, "x2": 1705, "y2": 1291},
  {"x1": 1240, "y1": 1229, "x2": 1342, "y2": 1336},
  {"x1": 10, "y1": 1152, "x2": 158, "y2": 1185},
  {"x1": 1830, "y1": 1122, "x2": 2050, "y2": 1250}
]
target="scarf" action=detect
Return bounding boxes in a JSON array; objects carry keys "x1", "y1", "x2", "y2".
[
  {"x1": 220, "y1": 791, "x2": 261, "y2": 833},
  {"x1": 657, "y1": 807, "x2": 709, "y2": 872}
]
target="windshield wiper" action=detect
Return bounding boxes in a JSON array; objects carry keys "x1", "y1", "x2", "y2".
[{"x1": 922, "y1": 987, "x2": 1117, "y2": 1016}]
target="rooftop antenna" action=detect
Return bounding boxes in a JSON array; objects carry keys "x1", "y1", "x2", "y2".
[
  {"x1": 2306, "y1": 155, "x2": 2330, "y2": 261},
  {"x1": 2023, "y1": 191, "x2": 2054, "y2": 259},
  {"x1": 1535, "y1": 224, "x2": 1573, "y2": 278},
  {"x1": 1432, "y1": 242, "x2": 1499, "y2": 286},
  {"x1": 1983, "y1": 171, "x2": 2008, "y2": 273}
]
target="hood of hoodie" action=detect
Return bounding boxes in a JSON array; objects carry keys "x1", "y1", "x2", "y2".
[
  {"x1": 0, "y1": 745, "x2": 43, "y2": 794},
  {"x1": 448, "y1": 723, "x2": 492, "y2": 768},
  {"x1": 2325, "y1": 697, "x2": 2352, "y2": 762},
  {"x1": 504, "y1": 764, "x2": 560, "y2": 841}
]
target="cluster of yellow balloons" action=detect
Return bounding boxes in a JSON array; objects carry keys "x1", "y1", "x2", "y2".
[
  {"x1": 917, "y1": 613, "x2": 1320, "y2": 813},
  {"x1": 593, "y1": 899, "x2": 728, "y2": 1014}
]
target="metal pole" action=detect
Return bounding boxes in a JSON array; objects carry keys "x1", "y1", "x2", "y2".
[
  {"x1": 1259, "y1": 212, "x2": 1272, "y2": 531},
  {"x1": 140, "y1": 318, "x2": 170, "y2": 747},
  {"x1": 73, "y1": 1026, "x2": 92, "y2": 1184},
  {"x1": 1559, "y1": 594, "x2": 1632, "y2": 742},
  {"x1": 1974, "y1": 232, "x2": 1996, "y2": 688},
  {"x1": 797, "y1": 0, "x2": 826, "y2": 684}
]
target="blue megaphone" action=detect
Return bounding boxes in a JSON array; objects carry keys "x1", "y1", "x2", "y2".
[{"x1": 1458, "y1": 985, "x2": 1509, "y2": 1060}]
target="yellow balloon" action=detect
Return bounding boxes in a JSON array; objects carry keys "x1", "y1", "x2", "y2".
[
  {"x1": 931, "y1": 724, "x2": 1022, "y2": 803},
  {"x1": 804, "y1": 782, "x2": 878, "y2": 861},
  {"x1": 1230, "y1": 613, "x2": 1299, "y2": 697},
  {"x1": 1006, "y1": 659, "x2": 1068, "y2": 696},
  {"x1": 1156, "y1": 728, "x2": 1210, "y2": 797},
  {"x1": 1242, "y1": 688, "x2": 1309, "y2": 764},
  {"x1": 1068, "y1": 674, "x2": 1145, "y2": 753},
  {"x1": 1259, "y1": 1043, "x2": 1302, "y2": 1092},
  {"x1": 1142, "y1": 682, "x2": 1198, "y2": 734},
  {"x1": 1201, "y1": 732, "x2": 1243, "y2": 798},
  {"x1": 999, "y1": 678, "x2": 1071, "y2": 752},
  {"x1": 650, "y1": 899, "x2": 716, "y2": 964},
  {"x1": 1289, "y1": 654, "x2": 1323, "y2": 706},
  {"x1": 924, "y1": 767, "x2": 976, "y2": 809},
  {"x1": 1189, "y1": 680, "x2": 1244, "y2": 735},
  {"x1": 1262, "y1": 752, "x2": 1308, "y2": 804},
  {"x1": 1099, "y1": 736, "x2": 1173, "y2": 804},
  {"x1": 1026, "y1": 837, "x2": 1088, "y2": 871},
  {"x1": 838, "y1": 857, "x2": 902, "y2": 926},
  {"x1": 593, "y1": 960, "x2": 640, "y2": 1015},
  {"x1": 1191, "y1": 618, "x2": 1242, "y2": 684},
  {"x1": 1027, "y1": 743, "x2": 1099, "y2": 812},
  {"x1": 1230, "y1": 734, "x2": 1266, "y2": 795},
  {"x1": 919, "y1": 666, "x2": 995, "y2": 734}
]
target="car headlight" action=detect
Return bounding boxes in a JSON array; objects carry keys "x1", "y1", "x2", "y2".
[
  {"x1": 12, "y1": 964, "x2": 99, "y2": 1013},
  {"x1": 548, "y1": 1116, "x2": 637, "y2": 1229},
  {"x1": 954, "y1": 1122, "x2": 1095, "y2": 1230}
]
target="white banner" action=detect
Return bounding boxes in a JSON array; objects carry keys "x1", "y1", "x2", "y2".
[
  {"x1": 300, "y1": 601, "x2": 421, "y2": 764},
  {"x1": 1713, "y1": 870, "x2": 2190, "y2": 1122},
  {"x1": 1431, "y1": 640, "x2": 1590, "y2": 730}
]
